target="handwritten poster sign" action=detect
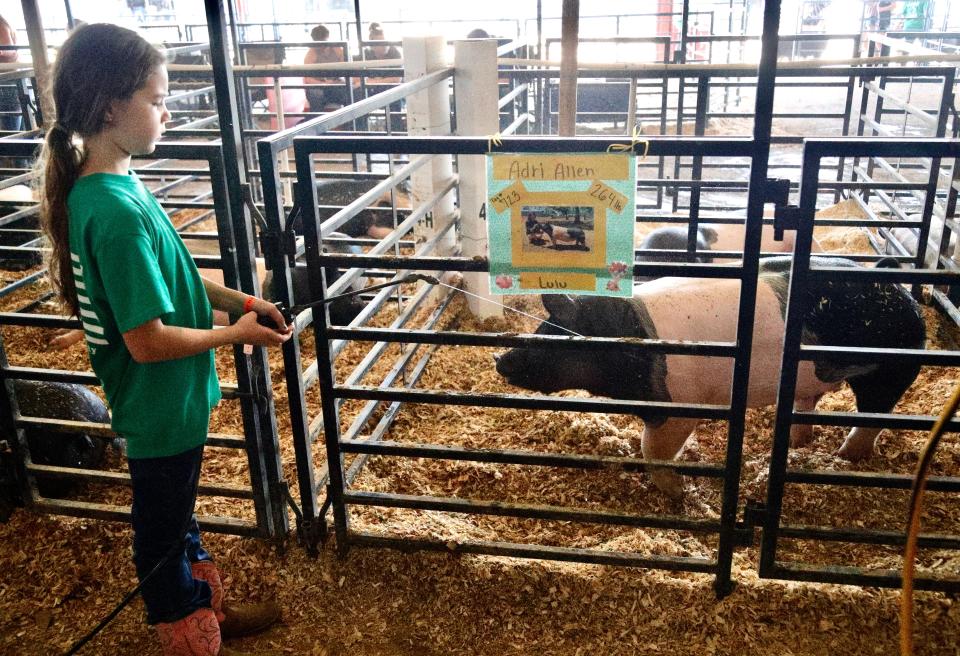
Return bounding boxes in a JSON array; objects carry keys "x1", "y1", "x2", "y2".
[{"x1": 486, "y1": 153, "x2": 636, "y2": 297}]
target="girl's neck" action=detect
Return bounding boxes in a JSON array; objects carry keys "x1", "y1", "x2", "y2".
[{"x1": 80, "y1": 133, "x2": 132, "y2": 177}]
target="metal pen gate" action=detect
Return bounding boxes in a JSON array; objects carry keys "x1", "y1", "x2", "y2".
[
  {"x1": 760, "y1": 137, "x2": 960, "y2": 592},
  {"x1": 0, "y1": 140, "x2": 287, "y2": 539},
  {"x1": 287, "y1": 132, "x2": 780, "y2": 598}
]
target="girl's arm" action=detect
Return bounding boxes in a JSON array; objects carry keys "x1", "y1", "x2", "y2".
[{"x1": 123, "y1": 311, "x2": 290, "y2": 364}]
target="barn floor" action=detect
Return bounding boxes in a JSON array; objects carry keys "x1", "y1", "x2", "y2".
[{"x1": 1, "y1": 195, "x2": 959, "y2": 655}]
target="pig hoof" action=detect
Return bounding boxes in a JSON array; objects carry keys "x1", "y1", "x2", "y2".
[
  {"x1": 837, "y1": 441, "x2": 874, "y2": 462},
  {"x1": 649, "y1": 469, "x2": 685, "y2": 500}
]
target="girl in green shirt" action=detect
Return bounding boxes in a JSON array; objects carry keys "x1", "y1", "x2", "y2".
[{"x1": 38, "y1": 23, "x2": 291, "y2": 656}]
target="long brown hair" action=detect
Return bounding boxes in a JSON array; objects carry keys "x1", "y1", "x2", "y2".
[{"x1": 38, "y1": 23, "x2": 163, "y2": 316}]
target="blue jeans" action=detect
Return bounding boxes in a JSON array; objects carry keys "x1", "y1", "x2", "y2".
[
  {"x1": 0, "y1": 115, "x2": 21, "y2": 132},
  {"x1": 128, "y1": 444, "x2": 214, "y2": 625}
]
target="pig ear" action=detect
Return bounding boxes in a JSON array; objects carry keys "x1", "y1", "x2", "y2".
[{"x1": 541, "y1": 294, "x2": 580, "y2": 325}]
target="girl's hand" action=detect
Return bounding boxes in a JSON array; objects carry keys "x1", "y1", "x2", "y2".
[
  {"x1": 48, "y1": 328, "x2": 85, "y2": 351},
  {"x1": 232, "y1": 311, "x2": 292, "y2": 347},
  {"x1": 250, "y1": 297, "x2": 289, "y2": 332}
]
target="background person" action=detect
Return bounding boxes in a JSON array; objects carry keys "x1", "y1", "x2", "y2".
[
  {"x1": 303, "y1": 24, "x2": 349, "y2": 112},
  {"x1": 362, "y1": 22, "x2": 403, "y2": 132},
  {"x1": 0, "y1": 16, "x2": 22, "y2": 133},
  {"x1": 247, "y1": 43, "x2": 307, "y2": 129}
]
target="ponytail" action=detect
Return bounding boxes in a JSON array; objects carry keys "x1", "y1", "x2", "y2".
[
  {"x1": 38, "y1": 125, "x2": 83, "y2": 317},
  {"x1": 35, "y1": 23, "x2": 164, "y2": 318}
]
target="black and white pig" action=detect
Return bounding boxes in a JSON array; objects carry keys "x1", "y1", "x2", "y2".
[
  {"x1": 532, "y1": 222, "x2": 587, "y2": 250},
  {"x1": 635, "y1": 221, "x2": 813, "y2": 282},
  {"x1": 494, "y1": 256, "x2": 926, "y2": 496},
  {"x1": 262, "y1": 231, "x2": 368, "y2": 326},
  {"x1": 12, "y1": 380, "x2": 112, "y2": 498},
  {"x1": 635, "y1": 226, "x2": 718, "y2": 282},
  {"x1": 314, "y1": 179, "x2": 402, "y2": 240}
]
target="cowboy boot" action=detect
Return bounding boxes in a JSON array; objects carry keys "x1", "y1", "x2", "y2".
[
  {"x1": 155, "y1": 607, "x2": 221, "y2": 656},
  {"x1": 191, "y1": 561, "x2": 281, "y2": 639}
]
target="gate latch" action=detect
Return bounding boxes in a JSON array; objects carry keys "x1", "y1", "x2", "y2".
[
  {"x1": 735, "y1": 499, "x2": 767, "y2": 547},
  {"x1": 763, "y1": 177, "x2": 791, "y2": 206},
  {"x1": 241, "y1": 182, "x2": 299, "y2": 261},
  {"x1": 764, "y1": 178, "x2": 798, "y2": 243},
  {"x1": 773, "y1": 205, "x2": 804, "y2": 243}
]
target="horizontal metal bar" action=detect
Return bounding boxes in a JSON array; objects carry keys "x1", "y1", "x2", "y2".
[
  {"x1": 2, "y1": 366, "x2": 239, "y2": 399},
  {"x1": 799, "y1": 345, "x2": 960, "y2": 366},
  {"x1": 3, "y1": 366, "x2": 96, "y2": 384},
  {"x1": 807, "y1": 266, "x2": 960, "y2": 284},
  {"x1": 777, "y1": 523, "x2": 960, "y2": 549},
  {"x1": 31, "y1": 498, "x2": 260, "y2": 537},
  {"x1": 206, "y1": 434, "x2": 247, "y2": 449},
  {"x1": 805, "y1": 137, "x2": 960, "y2": 159},
  {"x1": 348, "y1": 532, "x2": 717, "y2": 573},
  {"x1": 792, "y1": 410, "x2": 960, "y2": 432},
  {"x1": 346, "y1": 490, "x2": 722, "y2": 532},
  {"x1": 18, "y1": 416, "x2": 114, "y2": 437},
  {"x1": 326, "y1": 327, "x2": 737, "y2": 356},
  {"x1": 334, "y1": 385, "x2": 730, "y2": 420},
  {"x1": 292, "y1": 135, "x2": 757, "y2": 157},
  {"x1": 340, "y1": 438, "x2": 725, "y2": 477},
  {"x1": 765, "y1": 562, "x2": 960, "y2": 593},
  {"x1": 784, "y1": 468, "x2": 960, "y2": 492},
  {"x1": 26, "y1": 464, "x2": 254, "y2": 499},
  {"x1": 510, "y1": 65, "x2": 953, "y2": 81},
  {"x1": 315, "y1": 252, "x2": 745, "y2": 279},
  {"x1": 16, "y1": 416, "x2": 248, "y2": 450}
]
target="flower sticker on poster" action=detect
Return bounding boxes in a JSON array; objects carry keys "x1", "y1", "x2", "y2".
[{"x1": 486, "y1": 153, "x2": 636, "y2": 297}]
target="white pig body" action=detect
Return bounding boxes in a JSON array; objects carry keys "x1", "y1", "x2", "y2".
[{"x1": 636, "y1": 275, "x2": 837, "y2": 409}]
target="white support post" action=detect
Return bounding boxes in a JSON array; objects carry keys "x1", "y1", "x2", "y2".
[
  {"x1": 21, "y1": 0, "x2": 53, "y2": 124},
  {"x1": 453, "y1": 38, "x2": 501, "y2": 319},
  {"x1": 403, "y1": 36, "x2": 456, "y2": 301}
]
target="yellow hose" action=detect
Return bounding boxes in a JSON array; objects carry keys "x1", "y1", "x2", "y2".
[{"x1": 900, "y1": 382, "x2": 960, "y2": 655}]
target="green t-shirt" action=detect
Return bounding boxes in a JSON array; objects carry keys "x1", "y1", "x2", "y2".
[{"x1": 67, "y1": 171, "x2": 221, "y2": 459}]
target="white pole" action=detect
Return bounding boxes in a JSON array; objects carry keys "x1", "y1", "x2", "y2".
[
  {"x1": 558, "y1": 0, "x2": 580, "y2": 137},
  {"x1": 454, "y1": 38, "x2": 502, "y2": 319},
  {"x1": 403, "y1": 36, "x2": 457, "y2": 301}
]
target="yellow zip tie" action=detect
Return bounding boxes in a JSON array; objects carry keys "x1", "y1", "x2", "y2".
[
  {"x1": 487, "y1": 132, "x2": 503, "y2": 152},
  {"x1": 607, "y1": 124, "x2": 649, "y2": 158}
]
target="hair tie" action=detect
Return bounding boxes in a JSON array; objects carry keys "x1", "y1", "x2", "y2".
[
  {"x1": 49, "y1": 123, "x2": 69, "y2": 136},
  {"x1": 606, "y1": 124, "x2": 649, "y2": 159}
]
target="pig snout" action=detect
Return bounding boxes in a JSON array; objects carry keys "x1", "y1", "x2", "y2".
[
  {"x1": 492, "y1": 350, "x2": 516, "y2": 377},
  {"x1": 493, "y1": 348, "x2": 556, "y2": 392}
]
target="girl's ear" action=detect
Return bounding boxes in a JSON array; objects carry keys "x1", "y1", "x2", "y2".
[{"x1": 103, "y1": 96, "x2": 126, "y2": 125}]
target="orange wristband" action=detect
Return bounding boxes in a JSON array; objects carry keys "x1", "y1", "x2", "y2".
[{"x1": 243, "y1": 296, "x2": 256, "y2": 313}]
